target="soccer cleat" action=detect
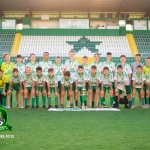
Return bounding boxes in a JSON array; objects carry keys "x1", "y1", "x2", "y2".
[
  {"x1": 20, "y1": 106, "x2": 24, "y2": 109},
  {"x1": 124, "y1": 104, "x2": 130, "y2": 109},
  {"x1": 27, "y1": 105, "x2": 30, "y2": 108},
  {"x1": 48, "y1": 105, "x2": 52, "y2": 109},
  {"x1": 145, "y1": 104, "x2": 149, "y2": 108},
  {"x1": 131, "y1": 105, "x2": 136, "y2": 109},
  {"x1": 42, "y1": 105, "x2": 47, "y2": 109},
  {"x1": 16, "y1": 104, "x2": 20, "y2": 108},
  {"x1": 25, "y1": 106, "x2": 28, "y2": 109},
  {"x1": 6, "y1": 106, "x2": 10, "y2": 109},
  {"x1": 142, "y1": 105, "x2": 146, "y2": 108},
  {"x1": 81, "y1": 105, "x2": 85, "y2": 109},
  {"x1": 35, "y1": 105, "x2": 39, "y2": 109},
  {"x1": 32, "y1": 106, "x2": 34, "y2": 109},
  {"x1": 55, "y1": 105, "x2": 58, "y2": 108}
]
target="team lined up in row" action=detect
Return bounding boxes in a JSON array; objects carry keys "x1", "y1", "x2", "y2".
[{"x1": 0, "y1": 51, "x2": 150, "y2": 109}]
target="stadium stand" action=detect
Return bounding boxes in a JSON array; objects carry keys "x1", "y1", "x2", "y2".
[
  {"x1": 0, "y1": 31, "x2": 15, "y2": 56},
  {"x1": 18, "y1": 35, "x2": 131, "y2": 57},
  {"x1": 134, "y1": 33, "x2": 150, "y2": 56}
]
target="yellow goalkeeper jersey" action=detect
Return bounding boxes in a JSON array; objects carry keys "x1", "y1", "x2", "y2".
[
  {"x1": 143, "y1": 65, "x2": 150, "y2": 77},
  {"x1": 1, "y1": 62, "x2": 14, "y2": 83}
]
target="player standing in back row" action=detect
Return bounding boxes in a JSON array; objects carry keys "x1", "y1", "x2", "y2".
[{"x1": 64, "y1": 50, "x2": 78, "y2": 107}]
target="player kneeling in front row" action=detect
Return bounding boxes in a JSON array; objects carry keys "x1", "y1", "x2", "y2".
[
  {"x1": 100, "y1": 67, "x2": 114, "y2": 108},
  {"x1": 46, "y1": 68, "x2": 58, "y2": 109},
  {"x1": 88, "y1": 65, "x2": 99, "y2": 108},
  {"x1": 33, "y1": 67, "x2": 47, "y2": 109},
  {"x1": 114, "y1": 65, "x2": 128, "y2": 108},
  {"x1": 7, "y1": 68, "x2": 23, "y2": 108},
  {"x1": 61, "y1": 71, "x2": 73, "y2": 108},
  {"x1": 75, "y1": 65, "x2": 87, "y2": 108},
  {"x1": 21, "y1": 67, "x2": 35, "y2": 109},
  {"x1": 132, "y1": 65, "x2": 147, "y2": 108}
]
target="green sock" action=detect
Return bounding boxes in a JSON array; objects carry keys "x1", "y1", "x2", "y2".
[
  {"x1": 100, "y1": 98, "x2": 104, "y2": 106},
  {"x1": 24, "y1": 98, "x2": 28, "y2": 107},
  {"x1": 132, "y1": 98, "x2": 135, "y2": 105},
  {"x1": 42, "y1": 96, "x2": 46, "y2": 106},
  {"x1": 142, "y1": 98, "x2": 145, "y2": 106},
  {"x1": 55, "y1": 97, "x2": 58, "y2": 105},
  {"x1": 32, "y1": 98, "x2": 35, "y2": 107},
  {"x1": 110, "y1": 97, "x2": 114, "y2": 106},
  {"x1": 128, "y1": 100, "x2": 132, "y2": 105},
  {"x1": 2, "y1": 98, "x2": 6, "y2": 107},
  {"x1": 61, "y1": 104, "x2": 64, "y2": 107},
  {"x1": 146, "y1": 97, "x2": 149, "y2": 104},
  {"x1": 10, "y1": 95, "x2": 12, "y2": 106},
  {"x1": 70, "y1": 103, "x2": 74, "y2": 107},
  {"x1": 48, "y1": 97, "x2": 52, "y2": 106},
  {"x1": 36, "y1": 96, "x2": 39, "y2": 106},
  {"x1": 67, "y1": 96, "x2": 70, "y2": 101}
]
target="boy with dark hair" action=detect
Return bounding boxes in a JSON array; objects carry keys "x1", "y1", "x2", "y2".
[
  {"x1": 7, "y1": 68, "x2": 22, "y2": 108},
  {"x1": 100, "y1": 67, "x2": 114, "y2": 108},
  {"x1": 88, "y1": 65, "x2": 99, "y2": 108},
  {"x1": 132, "y1": 65, "x2": 147, "y2": 108},
  {"x1": 33, "y1": 67, "x2": 46, "y2": 109},
  {"x1": 61, "y1": 71, "x2": 73, "y2": 108},
  {"x1": 46, "y1": 68, "x2": 58, "y2": 109}
]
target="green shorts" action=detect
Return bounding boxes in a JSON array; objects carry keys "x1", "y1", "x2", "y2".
[
  {"x1": 72, "y1": 82, "x2": 76, "y2": 91},
  {"x1": 117, "y1": 89, "x2": 124, "y2": 95},
  {"x1": 104, "y1": 87, "x2": 110, "y2": 93},
  {"x1": 58, "y1": 81, "x2": 61, "y2": 91},
  {"x1": 26, "y1": 87, "x2": 32, "y2": 92},
  {"x1": 5, "y1": 83, "x2": 10, "y2": 91},
  {"x1": 0, "y1": 88, "x2": 3, "y2": 94},
  {"x1": 86, "y1": 82, "x2": 89, "y2": 91},
  {"x1": 136, "y1": 88, "x2": 142, "y2": 93},
  {"x1": 64, "y1": 86, "x2": 70, "y2": 91},
  {"x1": 38, "y1": 86, "x2": 44, "y2": 92},
  {"x1": 50, "y1": 87, "x2": 55, "y2": 93},
  {"x1": 78, "y1": 87, "x2": 83, "y2": 92},
  {"x1": 12, "y1": 83, "x2": 20, "y2": 91},
  {"x1": 125, "y1": 85, "x2": 132, "y2": 94},
  {"x1": 91, "y1": 86, "x2": 96, "y2": 92},
  {"x1": 112, "y1": 82, "x2": 115, "y2": 90}
]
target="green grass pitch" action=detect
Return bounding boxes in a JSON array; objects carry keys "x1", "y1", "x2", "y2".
[{"x1": 0, "y1": 92, "x2": 150, "y2": 150}]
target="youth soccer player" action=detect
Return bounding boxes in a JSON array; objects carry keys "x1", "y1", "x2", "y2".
[
  {"x1": 64, "y1": 50, "x2": 78, "y2": 107},
  {"x1": 0, "y1": 70, "x2": 6, "y2": 107},
  {"x1": 82, "y1": 56, "x2": 90, "y2": 106},
  {"x1": 46, "y1": 68, "x2": 58, "y2": 109},
  {"x1": 117, "y1": 55, "x2": 132, "y2": 107},
  {"x1": 7, "y1": 68, "x2": 22, "y2": 108},
  {"x1": 1, "y1": 53, "x2": 14, "y2": 107},
  {"x1": 26, "y1": 53, "x2": 39, "y2": 74},
  {"x1": 14, "y1": 55, "x2": 26, "y2": 75},
  {"x1": 88, "y1": 65, "x2": 99, "y2": 108},
  {"x1": 53, "y1": 56, "x2": 64, "y2": 103},
  {"x1": 75, "y1": 65, "x2": 87, "y2": 107},
  {"x1": 61, "y1": 71, "x2": 73, "y2": 108},
  {"x1": 132, "y1": 65, "x2": 147, "y2": 108},
  {"x1": 100, "y1": 67, "x2": 114, "y2": 108},
  {"x1": 33, "y1": 67, "x2": 47, "y2": 109},
  {"x1": 21, "y1": 67, "x2": 35, "y2": 109},
  {"x1": 114, "y1": 65, "x2": 128, "y2": 108}
]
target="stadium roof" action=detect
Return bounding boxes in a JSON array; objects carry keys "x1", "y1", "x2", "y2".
[{"x1": 0, "y1": 0, "x2": 150, "y2": 13}]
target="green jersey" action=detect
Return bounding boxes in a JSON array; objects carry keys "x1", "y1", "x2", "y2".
[
  {"x1": 26, "y1": 62, "x2": 39, "y2": 73},
  {"x1": 116, "y1": 63, "x2": 132, "y2": 85},
  {"x1": 100, "y1": 74, "x2": 113, "y2": 88},
  {"x1": 90, "y1": 61, "x2": 103, "y2": 73},
  {"x1": 64, "y1": 59, "x2": 78, "y2": 81},
  {"x1": 114, "y1": 71, "x2": 127, "y2": 90},
  {"x1": 88, "y1": 73, "x2": 99, "y2": 86},
  {"x1": 39, "y1": 60, "x2": 53, "y2": 75},
  {"x1": 132, "y1": 72, "x2": 146, "y2": 88},
  {"x1": 21, "y1": 74, "x2": 34, "y2": 88},
  {"x1": 10, "y1": 74, "x2": 21, "y2": 84},
  {"x1": 75, "y1": 72, "x2": 87, "y2": 87},
  {"x1": 82, "y1": 64, "x2": 90, "y2": 74},
  {"x1": 53, "y1": 63, "x2": 64, "y2": 81},
  {"x1": 14, "y1": 63, "x2": 25, "y2": 75},
  {"x1": 33, "y1": 74, "x2": 46, "y2": 87},
  {"x1": 102, "y1": 61, "x2": 116, "y2": 73},
  {"x1": 61, "y1": 77, "x2": 73, "y2": 87},
  {"x1": 46, "y1": 75, "x2": 57, "y2": 87}
]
